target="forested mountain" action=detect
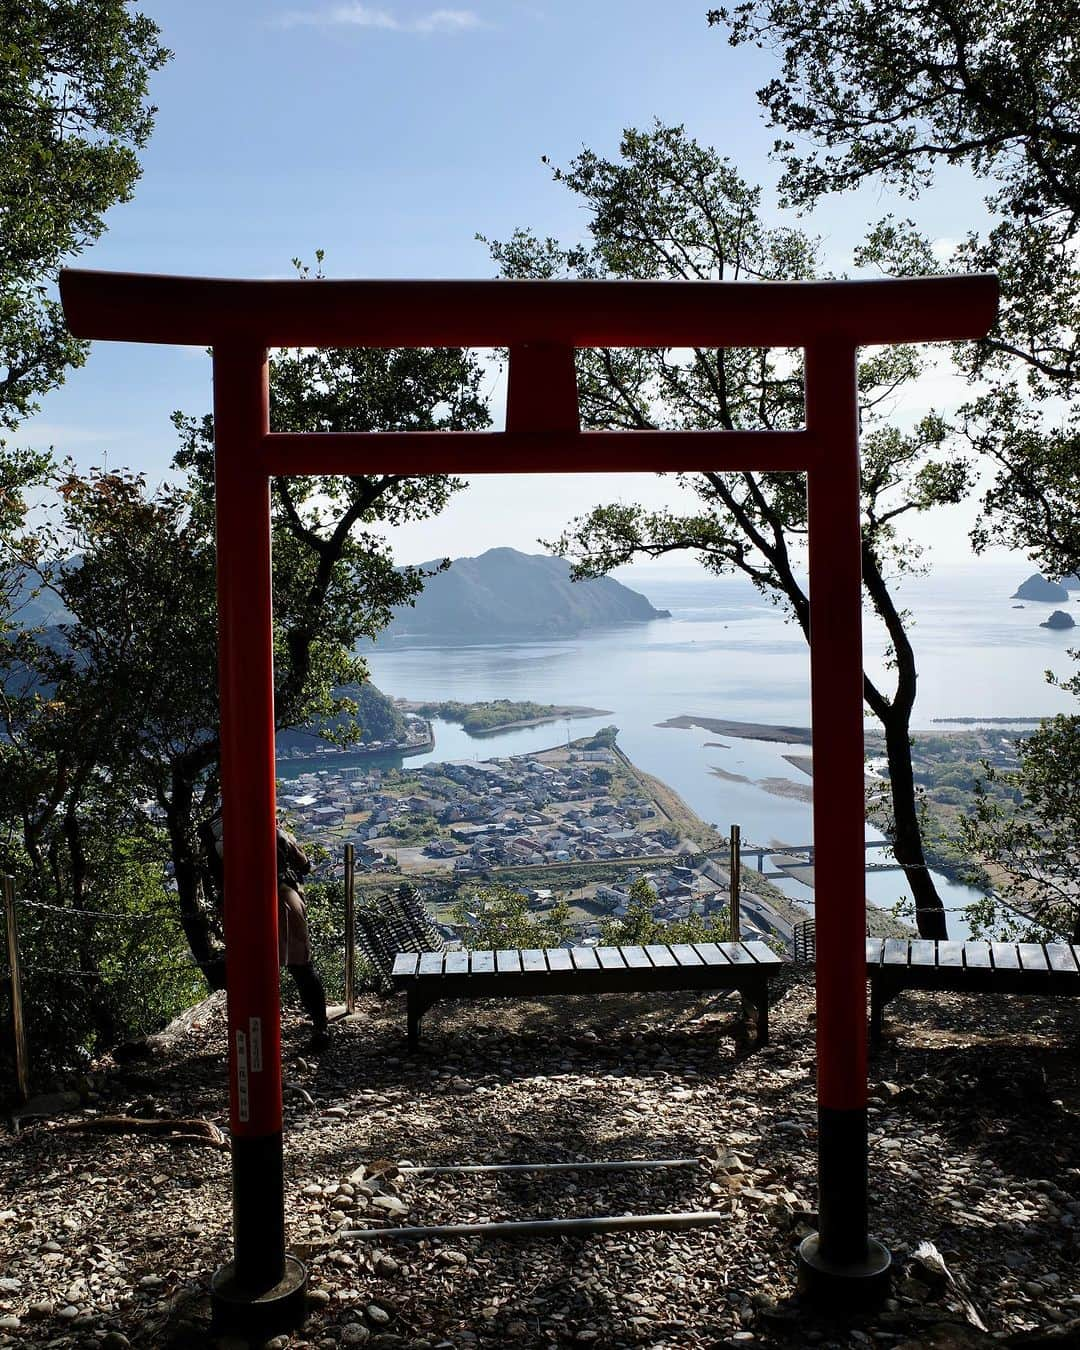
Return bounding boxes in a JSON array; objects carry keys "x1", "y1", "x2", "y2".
[{"x1": 382, "y1": 548, "x2": 670, "y2": 641}]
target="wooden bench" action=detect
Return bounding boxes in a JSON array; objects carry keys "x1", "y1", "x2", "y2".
[
  {"x1": 867, "y1": 938, "x2": 1080, "y2": 1047},
  {"x1": 391, "y1": 941, "x2": 784, "y2": 1051}
]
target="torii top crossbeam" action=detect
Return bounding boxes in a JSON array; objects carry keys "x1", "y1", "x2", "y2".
[{"x1": 61, "y1": 267, "x2": 996, "y2": 1329}]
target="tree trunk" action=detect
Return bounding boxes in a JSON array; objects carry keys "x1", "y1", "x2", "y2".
[
  {"x1": 165, "y1": 771, "x2": 225, "y2": 990},
  {"x1": 882, "y1": 713, "x2": 948, "y2": 940},
  {"x1": 859, "y1": 544, "x2": 948, "y2": 939}
]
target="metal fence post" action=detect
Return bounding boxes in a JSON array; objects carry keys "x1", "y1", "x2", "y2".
[
  {"x1": 344, "y1": 844, "x2": 355, "y2": 1015},
  {"x1": 3, "y1": 875, "x2": 30, "y2": 1103},
  {"x1": 728, "y1": 825, "x2": 741, "y2": 942}
]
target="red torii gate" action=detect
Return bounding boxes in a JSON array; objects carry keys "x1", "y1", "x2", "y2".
[{"x1": 61, "y1": 268, "x2": 996, "y2": 1332}]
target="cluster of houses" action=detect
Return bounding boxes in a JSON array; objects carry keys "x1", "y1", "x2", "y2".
[
  {"x1": 277, "y1": 746, "x2": 687, "y2": 879},
  {"x1": 591, "y1": 859, "x2": 729, "y2": 925},
  {"x1": 275, "y1": 748, "x2": 762, "y2": 943},
  {"x1": 411, "y1": 751, "x2": 675, "y2": 872}
]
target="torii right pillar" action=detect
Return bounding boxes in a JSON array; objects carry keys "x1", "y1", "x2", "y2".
[{"x1": 800, "y1": 339, "x2": 889, "y2": 1300}]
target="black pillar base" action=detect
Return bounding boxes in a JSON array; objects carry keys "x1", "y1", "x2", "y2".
[
  {"x1": 210, "y1": 1253, "x2": 309, "y2": 1336},
  {"x1": 797, "y1": 1233, "x2": 892, "y2": 1309}
]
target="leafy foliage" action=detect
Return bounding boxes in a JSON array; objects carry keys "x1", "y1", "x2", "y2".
[
  {"x1": 0, "y1": 1, "x2": 170, "y2": 427},
  {"x1": 0, "y1": 260, "x2": 490, "y2": 1073},
  {"x1": 711, "y1": 1, "x2": 1078, "y2": 222},
  {"x1": 415, "y1": 699, "x2": 561, "y2": 734},
  {"x1": 452, "y1": 884, "x2": 574, "y2": 950},
  {"x1": 276, "y1": 681, "x2": 409, "y2": 751},
  {"x1": 584, "y1": 726, "x2": 619, "y2": 750},
  {"x1": 713, "y1": 1, "x2": 1080, "y2": 578},
  {"x1": 961, "y1": 707, "x2": 1080, "y2": 942},
  {"x1": 599, "y1": 877, "x2": 731, "y2": 946}
]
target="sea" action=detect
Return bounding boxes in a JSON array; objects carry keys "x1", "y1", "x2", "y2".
[{"x1": 278, "y1": 559, "x2": 1079, "y2": 940}]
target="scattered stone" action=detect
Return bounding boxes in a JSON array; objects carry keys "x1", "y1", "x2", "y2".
[{"x1": 371, "y1": 1195, "x2": 408, "y2": 1216}]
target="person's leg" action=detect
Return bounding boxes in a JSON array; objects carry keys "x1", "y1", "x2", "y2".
[{"x1": 288, "y1": 962, "x2": 329, "y2": 1047}]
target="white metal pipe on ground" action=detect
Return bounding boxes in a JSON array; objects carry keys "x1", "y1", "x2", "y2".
[
  {"x1": 342, "y1": 1211, "x2": 726, "y2": 1242},
  {"x1": 397, "y1": 1158, "x2": 700, "y2": 1177}
]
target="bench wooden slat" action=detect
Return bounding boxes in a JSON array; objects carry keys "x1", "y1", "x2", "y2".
[
  {"x1": 991, "y1": 942, "x2": 1020, "y2": 970},
  {"x1": 883, "y1": 938, "x2": 909, "y2": 965},
  {"x1": 571, "y1": 946, "x2": 600, "y2": 970},
  {"x1": 418, "y1": 952, "x2": 445, "y2": 976},
  {"x1": 1018, "y1": 943, "x2": 1049, "y2": 972},
  {"x1": 692, "y1": 943, "x2": 730, "y2": 966},
  {"x1": 546, "y1": 948, "x2": 574, "y2": 971},
  {"x1": 1047, "y1": 944, "x2": 1078, "y2": 974},
  {"x1": 620, "y1": 945, "x2": 652, "y2": 968},
  {"x1": 521, "y1": 949, "x2": 548, "y2": 973},
  {"x1": 963, "y1": 942, "x2": 992, "y2": 968},
  {"x1": 937, "y1": 941, "x2": 965, "y2": 967},
  {"x1": 744, "y1": 940, "x2": 782, "y2": 965},
  {"x1": 718, "y1": 942, "x2": 755, "y2": 965},
  {"x1": 909, "y1": 940, "x2": 936, "y2": 967},
  {"x1": 669, "y1": 943, "x2": 704, "y2": 966},
  {"x1": 443, "y1": 951, "x2": 469, "y2": 975},
  {"x1": 644, "y1": 944, "x2": 677, "y2": 967},
  {"x1": 471, "y1": 950, "x2": 495, "y2": 974},
  {"x1": 496, "y1": 950, "x2": 522, "y2": 973},
  {"x1": 866, "y1": 938, "x2": 884, "y2": 966},
  {"x1": 392, "y1": 953, "x2": 419, "y2": 978},
  {"x1": 596, "y1": 946, "x2": 626, "y2": 969}
]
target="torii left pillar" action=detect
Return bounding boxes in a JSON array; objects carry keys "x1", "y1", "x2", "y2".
[{"x1": 209, "y1": 343, "x2": 309, "y2": 1332}]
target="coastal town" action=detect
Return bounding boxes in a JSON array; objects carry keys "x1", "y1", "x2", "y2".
[{"x1": 276, "y1": 728, "x2": 795, "y2": 945}]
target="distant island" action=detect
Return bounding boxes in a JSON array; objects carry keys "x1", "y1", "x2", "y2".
[
  {"x1": 1041, "y1": 609, "x2": 1076, "y2": 630},
  {"x1": 400, "y1": 698, "x2": 611, "y2": 736},
  {"x1": 1012, "y1": 573, "x2": 1069, "y2": 602},
  {"x1": 381, "y1": 547, "x2": 670, "y2": 641}
]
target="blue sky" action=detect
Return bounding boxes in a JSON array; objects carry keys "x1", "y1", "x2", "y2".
[{"x1": 25, "y1": 0, "x2": 1011, "y2": 568}]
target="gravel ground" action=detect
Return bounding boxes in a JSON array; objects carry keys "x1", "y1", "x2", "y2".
[{"x1": 3, "y1": 970, "x2": 1080, "y2": 1349}]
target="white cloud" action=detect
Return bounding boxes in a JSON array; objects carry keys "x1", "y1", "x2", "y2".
[{"x1": 275, "y1": 5, "x2": 483, "y2": 32}]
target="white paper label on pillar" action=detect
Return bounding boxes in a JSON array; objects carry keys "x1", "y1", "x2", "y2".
[
  {"x1": 249, "y1": 1016, "x2": 263, "y2": 1073},
  {"x1": 236, "y1": 1029, "x2": 250, "y2": 1123}
]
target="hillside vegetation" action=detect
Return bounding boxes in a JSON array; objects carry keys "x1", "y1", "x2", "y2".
[{"x1": 383, "y1": 547, "x2": 669, "y2": 640}]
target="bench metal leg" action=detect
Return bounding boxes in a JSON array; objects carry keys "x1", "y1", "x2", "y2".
[
  {"x1": 739, "y1": 983, "x2": 769, "y2": 1050},
  {"x1": 407, "y1": 990, "x2": 435, "y2": 1051}
]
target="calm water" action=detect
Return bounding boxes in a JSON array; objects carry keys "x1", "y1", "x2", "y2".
[{"x1": 285, "y1": 560, "x2": 1079, "y2": 938}]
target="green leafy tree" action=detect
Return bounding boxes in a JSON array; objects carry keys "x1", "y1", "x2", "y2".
[
  {"x1": 1, "y1": 1, "x2": 170, "y2": 427},
  {"x1": 453, "y1": 884, "x2": 574, "y2": 950},
  {"x1": 961, "y1": 696, "x2": 1080, "y2": 943},
  {"x1": 0, "y1": 276, "x2": 490, "y2": 1017},
  {"x1": 485, "y1": 124, "x2": 968, "y2": 935},
  {"x1": 599, "y1": 876, "x2": 731, "y2": 946},
  {"x1": 711, "y1": 0, "x2": 1080, "y2": 577}
]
